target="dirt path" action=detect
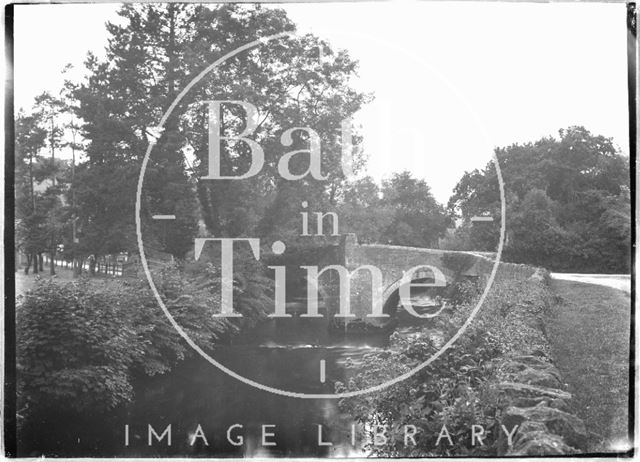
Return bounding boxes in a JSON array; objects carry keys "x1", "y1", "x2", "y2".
[
  {"x1": 15, "y1": 267, "x2": 76, "y2": 297},
  {"x1": 550, "y1": 273, "x2": 630, "y2": 294},
  {"x1": 546, "y1": 278, "x2": 632, "y2": 453}
]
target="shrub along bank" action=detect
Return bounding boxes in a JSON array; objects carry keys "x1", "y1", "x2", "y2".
[
  {"x1": 16, "y1": 260, "x2": 272, "y2": 454},
  {"x1": 336, "y1": 263, "x2": 587, "y2": 456}
]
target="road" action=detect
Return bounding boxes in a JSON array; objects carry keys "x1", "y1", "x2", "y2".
[{"x1": 550, "y1": 273, "x2": 631, "y2": 294}]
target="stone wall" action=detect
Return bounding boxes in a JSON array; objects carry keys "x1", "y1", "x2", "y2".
[{"x1": 483, "y1": 268, "x2": 588, "y2": 455}]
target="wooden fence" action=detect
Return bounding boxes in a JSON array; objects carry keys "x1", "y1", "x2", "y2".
[{"x1": 42, "y1": 255, "x2": 125, "y2": 276}]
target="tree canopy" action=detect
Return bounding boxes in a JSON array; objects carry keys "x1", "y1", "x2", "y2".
[
  {"x1": 16, "y1": 4, "x2": 630, "y2": 275},
  {"x1": 338, "y1": 172, "x2": 448, "y2": 247},
  {"x1": 447, "y1": 126, "x2": 630, "y2": 272},
  {"x1": 70, "y1": 3, "x2": 370, "y2": 258}
]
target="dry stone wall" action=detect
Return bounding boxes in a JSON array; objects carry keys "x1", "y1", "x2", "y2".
[{"x1": 484, "y1": 267, "x2": 588, "y2": 455}]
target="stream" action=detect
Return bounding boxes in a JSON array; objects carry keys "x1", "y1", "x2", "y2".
[{"x1": 18, "y1": 295, "x2": 441, "y2": 457}]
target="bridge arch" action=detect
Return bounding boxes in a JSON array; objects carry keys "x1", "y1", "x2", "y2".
[
  {"x1": 262, "y1": 234, "x2": 491, "y2": 324},
  {"x1": 328, "y1": 233, "x2": 491, "y2": 324},
  {"x1": 381, "y1": 273, "x2": 448, "y2": 318}
]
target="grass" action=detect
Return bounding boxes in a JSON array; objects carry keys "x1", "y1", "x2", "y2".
[
  {"x1": 546, "y1": 279, "x2": 631, "y2": 453},
  {"x1": 15, "y1": 267, "x2": 75, "y2": 296}
]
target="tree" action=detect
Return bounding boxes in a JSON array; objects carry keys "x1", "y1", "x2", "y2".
[
  {"x1": 60, "y1": 120, "x2": 84, "y2": 275},
  {"x1": 447, "y1": 127, "x2": 630, "y2": 272},
  {"x1": 337, "y1": 176, "x2": 394, "y2": 244},
  {"x1": 15, "y1": 110, "x2": 50, "y2": 274},
  {"x1": 334, "y1": 173, "x2": 448, "y2": 248},
  {"x1": 69, "y1": 5, "x2": 195, "y2": 260},
  {"x1": 175, "y1": 5, "x2": 370, "y2": 240},
  {"x1": 507, "y1": 189, "x2": 574, "y2": 268},
  {"x1": 379, "y1": 171, "x2": 448, "y2": 247},
  {"x1": 71, "y1": 4, "x2": 369, "y2": 260},
  {"x1": 33, "y1": 93, "x2": 67, "y2": 274}
]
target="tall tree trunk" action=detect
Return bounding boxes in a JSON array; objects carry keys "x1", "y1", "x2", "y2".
[
  {"x1": 71, "y1": 129, "x2": 78, "y2": 275},
  {"x1": 199, "y1": 106, "x2": 231, "y2": 237},
  {"x1": 167, "y1": 3, "x2": 177, "y2": 99},
  {"x1": 50, "y1": 249, "x2": 56, "y2": 275},
  {"x1": 73, "y1": 257, "x2": 82, "y2": 277},
  {"x1": 38, "y1": 253, "x2": 44, "y2": 272},
  {"x1": 50, "y1": 251, "x2": 56, "y2": 274},
  {"x1": 28, "y1": 152, "x2": 35, "y2": 211},
  {"x1": 49, "y1": 117, "x2": 56, "y2": 276},
  {"x1": 26, "y1": 153, "x2": 37, "y2": 277}
]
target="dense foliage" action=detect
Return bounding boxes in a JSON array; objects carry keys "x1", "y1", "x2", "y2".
[
  {"x1": 337, "y1": 269, "x2": 552, "y2": 456},
  {"x1": 16, "y1": 4, "x2": 456, "y2": 269},
  {"x1": 337, "y1": 172, "x2": 448, "y2": 246},
  {"x1": 446, "y1": 127, "x2": 630, "y2": 272},
  {"x1": 15, "y1": 102, "x2": 70, "y2": 275},
  {"x1": 17, "y1": 3, "x2": 630, "y2": 270},
  {"x1": 16, "y1": 260, "x2": 271, "y2": 422},
  {"x1": 68, "y1": 3, "x2": 371, "y2": 258}
]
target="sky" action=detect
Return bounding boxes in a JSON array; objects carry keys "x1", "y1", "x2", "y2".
[{"x1": 13, "y1": 2, "x2": 630, "y2": 203}]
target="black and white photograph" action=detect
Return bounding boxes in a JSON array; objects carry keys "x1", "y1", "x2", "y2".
[{"x1": 3, "y1": 1, "x2": 636, "y2": 458}]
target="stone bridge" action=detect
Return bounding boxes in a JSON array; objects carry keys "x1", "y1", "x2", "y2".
[{"x1": 279, "y1": 234, "x2": 496, "y2": 328}]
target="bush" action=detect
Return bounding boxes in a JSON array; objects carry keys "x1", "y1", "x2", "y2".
[
  {"x1": 336, "y1": 267, "x2": 553, "y2": 456},
  {"x1": 336, "y1": 327, "x2": 503, "y2": 456},
  {"x1": 17, "y1": 279, "x2": 136, "y2": 414},
  {"x1": 16, "y1": 260, "x2": 272, "y2": 420},
  {"x1": 441, "y1": 252, "x2": 477, "y2": 276},
  {"x1": 447, "y1": 278, "x2": 482, "y2": 306}
]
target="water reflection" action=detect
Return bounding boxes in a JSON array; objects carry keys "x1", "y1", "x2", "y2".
[{"x1": 121, "y1": 314, "x2": 384, "y2": 457}]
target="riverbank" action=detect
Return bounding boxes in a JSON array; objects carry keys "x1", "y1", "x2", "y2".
[
  {"x1": 337, "y1": 264, "x2": 593, "y2": 456},
  {"x1": 15, "y1": 260, "x2": 629, "y2": 457}
]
